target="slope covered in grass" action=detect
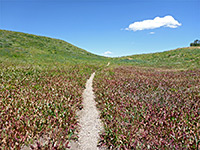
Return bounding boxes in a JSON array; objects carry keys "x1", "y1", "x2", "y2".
[
  {"x1": 1, "y1": 30, "x2": 200, "y2": 69},
  {"x1": 117, "y1": 47, "x2": 200, "y2": 69},
  {"x1": 0, "y1": 29, "x2": 108, "y2": 66}
]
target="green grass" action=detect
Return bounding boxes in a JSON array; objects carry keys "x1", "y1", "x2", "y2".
[
  {"x1": 116, "y1": 47, "x2": 200, "y2": 69},
  {"x1": 0, "y1": 29, "x2": 110, "y2": 67},
  {"x1": 1, "y1": 29, "x2": 199, "y2": 69}
]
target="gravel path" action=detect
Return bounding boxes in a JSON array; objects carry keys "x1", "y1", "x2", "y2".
[
  {"x1": 106, "y1": 62, "x2": 110, "y2": 66},
  {"x1": 77, "y1": 72, "x2": 103, "y2": 150}
]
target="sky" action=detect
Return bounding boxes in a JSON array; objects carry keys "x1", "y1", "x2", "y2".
[{"x1": 0, "y1": 0, "x2": 200, "y2": 57}]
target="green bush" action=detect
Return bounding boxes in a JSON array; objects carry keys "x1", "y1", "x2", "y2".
[{"x1": 190, "y1": 39, "x2": 200, "y2": 46}]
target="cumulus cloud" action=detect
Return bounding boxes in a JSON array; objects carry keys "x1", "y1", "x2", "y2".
[{"x1": 125, "y1": 15, "x2": 181, "y2": 31}]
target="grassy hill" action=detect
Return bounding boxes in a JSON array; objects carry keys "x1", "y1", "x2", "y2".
[
  {"x1": 117, "y1": 47, "x2": 200, "y2": 69},
  {"x1": 1, "y1": 29, "x2": 199, "y2": 69},
  {"x1": 0, "y1": 29, "x2": 109, "y2": 66}
]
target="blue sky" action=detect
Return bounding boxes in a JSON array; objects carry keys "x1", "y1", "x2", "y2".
[{"x1": 0, "y1": 0, "x2": 200, "y2": 57}]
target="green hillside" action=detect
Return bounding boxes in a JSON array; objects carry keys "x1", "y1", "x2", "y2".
[
  {"x1": 118, "y1": 47, "x2": 200, "y2": 69},
  {"x1": 0, "y1": 29, "x2": 108, "y2": 66},
  {"x1": 1, "y1": 30, "x2": 199, "y2": 69}
]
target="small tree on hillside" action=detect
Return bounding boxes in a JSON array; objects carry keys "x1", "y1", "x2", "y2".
[{"x1": 190, "y1": 39, "x2": 200, "y2": 46}]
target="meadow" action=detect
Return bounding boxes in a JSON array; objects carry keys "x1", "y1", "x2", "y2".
[
  {"x1": 0, "y1": 30, "x2": 199, "y2": 149},
  {"x1": 0, "y1": 63, "x2": 98, "y2": 149},
  {"x1": 94, "y1": 66, "x2": 200, "y2": 149}
]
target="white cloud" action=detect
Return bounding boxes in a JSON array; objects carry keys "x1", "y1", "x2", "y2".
[
  {"x1": 103, "y1": 51, "x2": 112, "y2": 56},
  {"x1": 125, "y1": 15, "x2": 181, "y2": 31},
  {"x1": 104, "y1": 51, "x2": 112, "y2": 55},
  {"x1": 149, "y1": 32, "x2": 155, "y2": 34}
]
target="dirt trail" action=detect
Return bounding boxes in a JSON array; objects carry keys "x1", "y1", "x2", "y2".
[
  {"x1": 76, "y1": 72, "x2": 103, "y2": 150},
  {"x1": 106, "y1": 62, "x2": 110, "y2": 66}
]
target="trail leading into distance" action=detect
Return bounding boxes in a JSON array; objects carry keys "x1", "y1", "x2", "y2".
[{"x1": 77, "y1": 72, "x2": 103, "y2": 150}]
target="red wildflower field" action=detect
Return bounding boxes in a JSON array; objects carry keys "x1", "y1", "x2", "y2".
[
  {"x1": 94, "y1": 66, "x2": 200, "y2": 149},
  {"x1": 0, "y1": 64, "x2": 93, "y2": 149}
]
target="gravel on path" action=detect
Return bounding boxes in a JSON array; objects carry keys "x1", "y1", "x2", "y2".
[{"x1": 76, "y1": 72, "x2": 103, "y2": 150}]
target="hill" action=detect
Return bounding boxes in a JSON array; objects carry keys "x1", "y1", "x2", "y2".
[
  {"x1": 0, "y1": 29, "x2": 108, "y2": 66},
  {"x1": 1, "y1": 29, "x2": 199, "y2": 69},
  {"x1": 118, "y1": 47, "x2": 200, "y2": 69}
]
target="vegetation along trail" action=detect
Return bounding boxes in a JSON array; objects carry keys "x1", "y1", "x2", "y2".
[{"x1": 77, "y1": 72, "x2": 103, "y2": 150}]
